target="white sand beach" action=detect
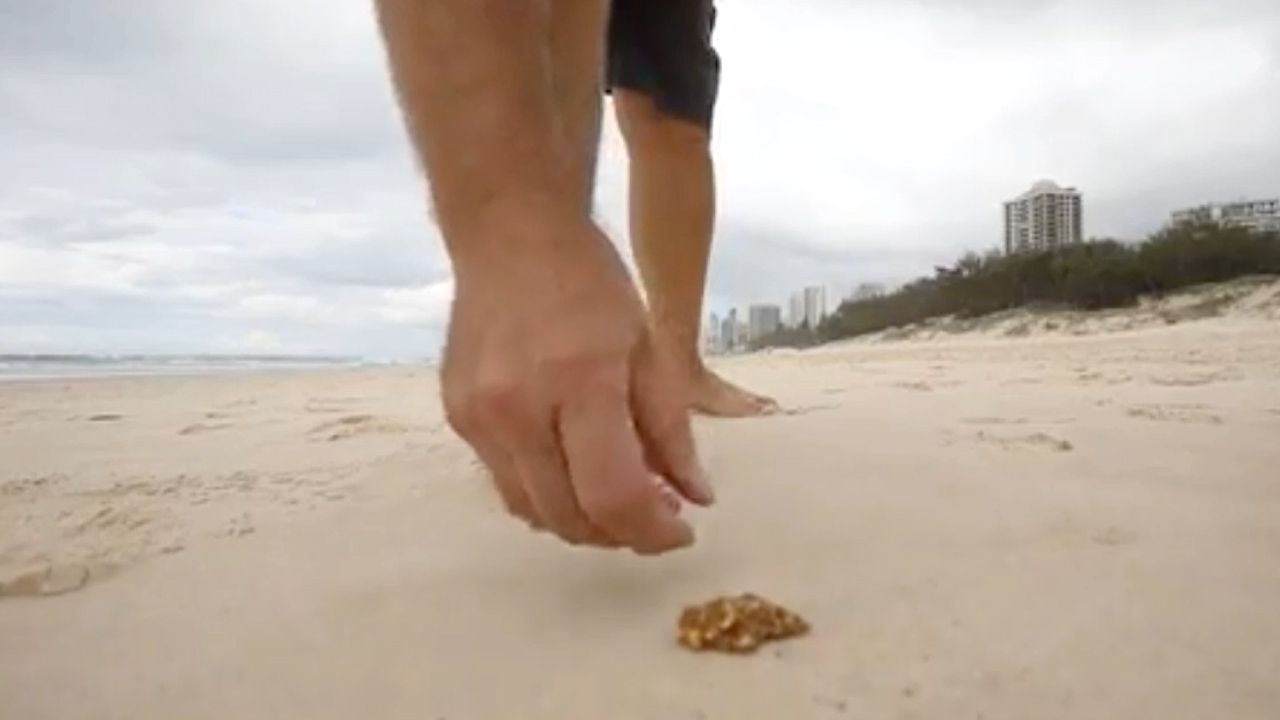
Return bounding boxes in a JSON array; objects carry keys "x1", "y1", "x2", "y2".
[{"x1": 3, "y1": 278, "x2": 1280, "y2": 719}]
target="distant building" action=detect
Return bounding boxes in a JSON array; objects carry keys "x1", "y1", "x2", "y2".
[
  {"x1": 720, "y1": 309, "x2": 738, "y2": 353},
  {"x1": 787, "y1": 292, "x2": 805, "y2": 328},
  {"x1": 802, "y1": 286, "x2": 827, "y2": 328},
  {"x1": 704, "y1": 312, "x2": 721, "y2": 355},
  {"x1": 1003, "y1": 179, "x2": 1083, "y2": 255},
  {"x1": 748, "y1": 304, "x2": 782, "y2": 342},
  {"x1": 717, "y1": 308, "x2": 752, "y2": 353},
  {"x1": 733, "y1": 310, "x2": 750, "y2": 350},
  {"x1": 1171, "y1": 197, "x2": 1280, "y2": 233},
  {"x1": 786, "y1": 286, "x2": 828, "y2": 329}
]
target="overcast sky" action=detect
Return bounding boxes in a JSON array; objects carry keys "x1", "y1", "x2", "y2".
[{"x1": 2, "y1": 0, "x2": 1277, "y2": 358}]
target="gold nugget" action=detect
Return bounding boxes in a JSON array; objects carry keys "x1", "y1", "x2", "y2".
[{"x1": 676, "y1": 593, "x2": 810, "y2": 653}]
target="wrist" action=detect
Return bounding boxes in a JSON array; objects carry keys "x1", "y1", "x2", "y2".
[{"x1": 447, "y1": 202, "x2": 610, "y2": 288}]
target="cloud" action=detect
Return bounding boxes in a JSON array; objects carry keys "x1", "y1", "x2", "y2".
[
  {"x1": 229, "y1": 330, "x2": 288, "y2": 354},
  {"x1": 1, "y1": 0, "x2": 1277, "y2": 354},
  {"x1": 377, "y1": 280, "x2": 456, "y2": 326}
]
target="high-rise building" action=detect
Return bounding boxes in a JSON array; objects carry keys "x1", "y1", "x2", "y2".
[
  {"x1": 704, "y1": 312, "x2": 721, "y2": 355},
  {"x1": 787, "y1": 292, "x2": 805, "y2": 328},
  {"x1": 785, "y1": 286, "x2": 828, "y2": 329},
  {"x1": 1003, "y1": 179, "x2": 1083, "y2": 255},
  {"x1": 733, "y1": 308, "x2": 750, "y2": 349},
  {"x1": 1171, "y1": 197, "x2": 1280, "y2": 233},
  {"x1": 747, "y1": 304, "x2": 782, "y2": 341},
  {"x1": 802, "y1": 286, "x2": 827, "y2": 328},
  {"x1": 720, "y1": 309, "x2": 739, "y2": 353}
]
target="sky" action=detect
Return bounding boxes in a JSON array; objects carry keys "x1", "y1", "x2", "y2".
[{"x1": 1, "y1": 0, "x2": 1277, "y2": 359}]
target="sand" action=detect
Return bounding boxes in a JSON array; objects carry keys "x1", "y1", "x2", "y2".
[{"x1": 3, "y1": 280, "x2": 1280, "y2": 719}]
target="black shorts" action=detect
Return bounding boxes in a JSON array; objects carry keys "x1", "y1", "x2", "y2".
[{"x1": 605, "y1": 0, "x2": 721, "y2": 131}]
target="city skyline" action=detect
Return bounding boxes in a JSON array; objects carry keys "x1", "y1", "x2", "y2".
[
  {"x1": 705, "y1": 283, "x2": 831, "y2": 353},
  {"x1": 710, "y1": 183, "x2": 1276, "y2": 334}
]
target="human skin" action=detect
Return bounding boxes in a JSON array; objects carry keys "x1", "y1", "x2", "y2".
[
  {"x1": 611, "y1": 88, "x2": 779, "y2": 417},
  {"x1": 373, "y1": 0, "x2": 713, "y2": 554}
]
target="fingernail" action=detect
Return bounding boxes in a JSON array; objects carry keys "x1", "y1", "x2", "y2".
[
  {"x1": 651, "y1": 474, "x2": 683, "y2": 513},
  {"x1": 690, "y1": 465, "x2": 715, "y2": 505},
  {"x1": 658, "y1": 483, "x2": 682, "y2": 515}
]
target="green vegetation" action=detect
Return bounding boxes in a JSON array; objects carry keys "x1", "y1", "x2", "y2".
[
  {"x1": 748, "y1": 322, "x2": 819, "y2": 351},
  {"x1": 754, "y1": 222, "x2": 1280, "y2": 349}
]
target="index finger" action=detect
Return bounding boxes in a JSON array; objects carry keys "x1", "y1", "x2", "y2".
[{"x1": 557, "y1": 369, "x2": 694, "y2": 555}]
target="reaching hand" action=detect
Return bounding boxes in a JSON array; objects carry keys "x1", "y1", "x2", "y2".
[{"x1": 440, "y1": 218, "x2": 714, "y2": 555}]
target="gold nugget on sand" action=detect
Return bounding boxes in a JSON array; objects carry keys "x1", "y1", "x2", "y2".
[{"x1": 677, "y1": 593, "x2": 810, "y2": 653}]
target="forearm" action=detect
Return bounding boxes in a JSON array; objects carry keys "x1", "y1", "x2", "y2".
[{"x1": 373, "y1": 0, "x2": 581, "y2": 260}]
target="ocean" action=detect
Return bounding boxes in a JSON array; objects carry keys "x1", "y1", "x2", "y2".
[{"x1": 0, "y1": 354, "x2": 373, "y2": 381}]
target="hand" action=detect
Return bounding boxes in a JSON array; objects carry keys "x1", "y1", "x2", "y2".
[{"x1": 440, "y1": 217, "x2": 715, "y2": 555}]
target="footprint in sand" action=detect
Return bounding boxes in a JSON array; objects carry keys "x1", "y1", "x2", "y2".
[
  {"x1": 975, "y1": 431, "x2": 1074, "y2": 452},
  {"x1": 1148, "y1": 372, "x2": 1228, "y2": 387},
  {"x1": 1000, "y1": 377, "x2": 1045, "y2": 386},
  {"x1": 304, "y1": 396, "x2": 372, "y2": 414},
  {"x1": 178, "y1": 422, "x2": 234, "y2": 436},
  {"x1": 225, "y1": 513, "x2": 256, "y2": 537},
  {"x1": 0, "y1": 562, "x2": 114, "y2": 598},
  {"x1": 964, "y1": 416, "x2": 1074, "y2": 427},
  {"x1": 778, "y1": 403, "x2": 840, "y2": 416},
  {"x1": 900, "y1": 379, "x2": 963, "y2": 392},
  {"x1": 1126, "y1": 404, "x2": 1223, "y2": 425},
  {"x1": 1, "y1": 474, "x2": 67, "y2": 497},
  {"x1": 1074, "y1": 368, "x2": 1132, "y2": 385},
  {"x1": 1091, "y1": 526, "x2": 1138, "y2": 547},
  {"x1": 308, "y1": 414, "x2": 411, "y2": 441}
]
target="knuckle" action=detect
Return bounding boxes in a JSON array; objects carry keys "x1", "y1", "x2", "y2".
[
  {"x1": 541, "y1": 357, "x2": 610, "y2": 394},
  {"x1": 448, "y1": 378, "x2": 530, "y2": 433},
  {"x1": 537, "y1": 345, "x2": 626, "y2": 385},
  {"x1": 580, "y1": 485, "x2": 649, "y2": 531},
  {"x1": 443, "y1": 403, "x2": 479, "y2": 439},
  {"x1": 441, "y1": 384, "x2": 482, "y2": 437},
  {"x1": 469, "y1": 382, "x2": 525, "y2": 417}
]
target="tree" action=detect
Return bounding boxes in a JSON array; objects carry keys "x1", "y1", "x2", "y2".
[{"x1": 813, "y1": 222, "x2": 1279, "y2": 343}]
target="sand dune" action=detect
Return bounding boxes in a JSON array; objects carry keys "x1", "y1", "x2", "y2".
[
  {"x1": 823, "y1": 274, "x2": 1280, "y2": 345},
  {"x1": 2, "y1": 280, "x2": 1279, "y2": 719}
]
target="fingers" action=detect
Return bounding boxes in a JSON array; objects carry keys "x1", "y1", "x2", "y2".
[
  {"x1": 443, "y1": 380, "x2": 541, "y2": 530},
  {"x1": 449, "y1": 424, "x2": 541, "y2": 531},
  {"x1": 559, "y1": 368, "x2": 695, "y2": 555},
  {"x1": 448, "y1": 376, "x2": 619, "y2": 546},
  {"x1": 512, "y1": 441, "x2": 616, "y2": 547},
  {"x1": 445, "y1": 349, "x2": 695, "y2": 554},
  {"x1": 630, "y1": 341, "x2": 714, "y2": 506},
  {"x1": 476, "y1": 443, "x2": 543, "y2": 531}
]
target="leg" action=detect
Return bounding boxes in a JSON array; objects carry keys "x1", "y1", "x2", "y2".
[{"x1": 607, "y1": 2, "x2": 776, "y2": 416}]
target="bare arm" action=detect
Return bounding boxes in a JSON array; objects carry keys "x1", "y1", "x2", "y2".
[
  {"x1": 372, "y1": 0, "x2": 708, "y2": 555},
  {"x1": 373, "y1": 0, "x2": 579, "y2": 257}
]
